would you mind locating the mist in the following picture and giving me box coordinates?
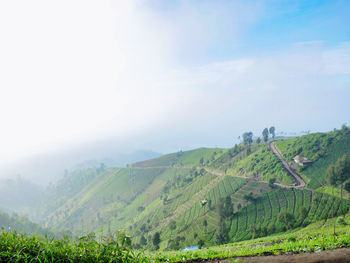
[0,0,349,184]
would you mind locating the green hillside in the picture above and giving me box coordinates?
[152,211,350,262]
[0,209,53,237]
[14,128,348,253]
[131,148,227,168]
[2,209,350,262]
[275,129,350,189]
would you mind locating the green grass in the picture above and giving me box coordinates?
[275,130,350,189]
[226,145,293,185]
[131,148,227,168]
[0,230,146,263]
[2,213,350,262]
[0,210,53,237]
[28,128,350,254]
[149,212,350,262]
[316,186,350,199]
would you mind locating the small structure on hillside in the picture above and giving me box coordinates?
[293,155,312,166]
[201,199,207,206]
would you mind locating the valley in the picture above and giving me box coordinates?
[1,127,350,262]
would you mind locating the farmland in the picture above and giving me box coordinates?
[2,128,350,260]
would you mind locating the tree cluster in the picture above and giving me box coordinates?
[326,155,350,215]
[241,126,275,145]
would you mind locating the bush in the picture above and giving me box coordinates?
[336,216,347,226]
[0,230,146,263]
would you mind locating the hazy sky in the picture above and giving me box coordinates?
[0,0,349,164]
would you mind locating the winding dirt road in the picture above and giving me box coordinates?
[269,141,306,189]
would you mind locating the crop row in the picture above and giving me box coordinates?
[227,188,348,242]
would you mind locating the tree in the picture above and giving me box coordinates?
[327,164,338,239]
[242,132,253,145]
[169,220,176,230]
[203,219,208,228]
[140,235,147,246]
[256,137,261,144]
[341,123,348,134]
[152,232,161,249]
[269,126,276,139]
[327,155,350,215]
[268,178,276,188]
[345,182,350,193]
[233,144,239,153]
[208,199,213,210]
[267,223,276,234]
[215,220,228,244]
[198,239,205,249]
[278,210,295,229]
[243,192,254,202]
[199,157,204,166]
[224,196,233,218]
[262,128,269,143]
[299,206,308,222]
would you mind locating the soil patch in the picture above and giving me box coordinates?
[190,247,350,263]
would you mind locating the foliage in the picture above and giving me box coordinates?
[242,132,253,145]
[269,127,275,139]
[262,128,269,143]
[228,145,292,185]
[150,212,350,262]
[276,131,350,189]
[0,210,53,237]
[131,148,226,168]
[21,128,350,253]
[0,230,146,262]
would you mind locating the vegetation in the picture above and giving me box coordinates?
[131,148,227,168]
[275,128,350,189]
[3,127,350,261]
[0,230,146,262]
[150,212,350,262]
[0,210,53,237]
[226,145,292,185]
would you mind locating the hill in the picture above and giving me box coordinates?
[275,128,350,190]
[1,210,350,262]
[151,211,350,262]
[0,209,53,237]
[25,128,350,252]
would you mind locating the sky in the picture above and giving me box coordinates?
[0,0,349,166]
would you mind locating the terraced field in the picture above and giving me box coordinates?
[33,129,350,251]
[275,131,350,189]
[131,148,227,168]
[227,188,348,243]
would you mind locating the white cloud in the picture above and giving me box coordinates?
[0,0,349,165]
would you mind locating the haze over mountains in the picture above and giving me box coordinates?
[0,140,161,185]
[0,1,350,261]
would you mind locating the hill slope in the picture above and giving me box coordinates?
[26,128,350,250]
[0,209,53,237]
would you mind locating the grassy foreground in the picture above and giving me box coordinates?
[1,215,349,262]
[149,213,350,262]
[0,230,147,263]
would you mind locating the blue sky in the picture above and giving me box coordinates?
[0,0,349,166]
[146,0,350,62]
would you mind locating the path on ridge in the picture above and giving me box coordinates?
[269,141,306,189]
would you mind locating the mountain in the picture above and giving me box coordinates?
[30,127,350,250]
[0,209,53,237]
[0,139,161,185]
[0,176,44,216]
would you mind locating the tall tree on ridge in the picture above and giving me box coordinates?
[269,126,276,139]
[262,128,269,143]
[242,132,253,145]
